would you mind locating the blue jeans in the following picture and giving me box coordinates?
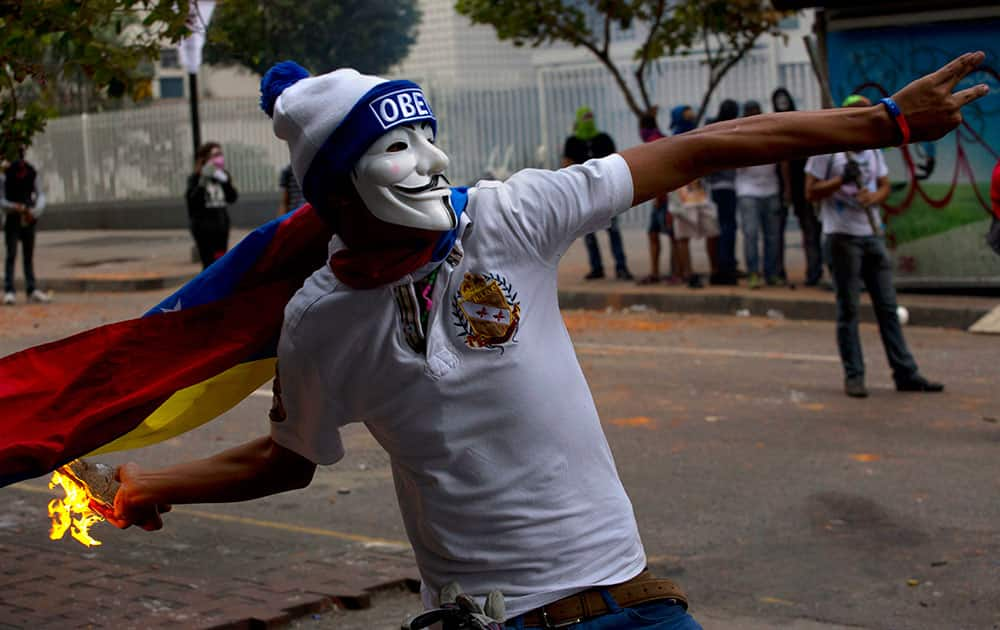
[505,590,702,629]
[825,234,919,382]
[712,188,737,275]
[737,195,782,279]
[585,216,628,274]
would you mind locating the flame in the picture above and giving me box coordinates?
[48,467,106,547]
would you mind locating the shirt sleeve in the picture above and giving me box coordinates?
[483,153,634,265]
[874,150,889,179]
[270,329,346,466]
[804,154,831,180]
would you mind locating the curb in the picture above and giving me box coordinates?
[557,289,989,330]
[22,275,194,293]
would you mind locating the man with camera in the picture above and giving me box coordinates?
[805,94,943,399]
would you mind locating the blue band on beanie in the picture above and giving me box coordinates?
[303,80,436,205]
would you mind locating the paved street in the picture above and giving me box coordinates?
[2,285,998,629]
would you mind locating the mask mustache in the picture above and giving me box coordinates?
[394,173,450,194]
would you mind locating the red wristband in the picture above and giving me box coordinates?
[879,97,910,146]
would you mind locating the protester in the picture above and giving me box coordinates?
[773,87,822,286]
[668,105,718,288]
[805,94,945,398]
[107,54,987,629]
[735,100,782,289]
[704,99,741,285]
[637,108,679,285]
[2,148,50,305]
[670,177,719,289]
[186,142,238,269]
[563,106,633,281]
[277,162,305,217]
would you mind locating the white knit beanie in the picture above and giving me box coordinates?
[260,61,436,204]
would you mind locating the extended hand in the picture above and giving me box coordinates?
[892,51,990,142]
[107,462,172,531]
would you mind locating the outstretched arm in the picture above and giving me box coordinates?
[622,52,989,205]
[109,436,316,531]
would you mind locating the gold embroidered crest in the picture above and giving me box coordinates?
[451,272,520,351]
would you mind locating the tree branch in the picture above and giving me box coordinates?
[634,0,666,114]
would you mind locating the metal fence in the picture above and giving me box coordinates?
[31,53,820,227]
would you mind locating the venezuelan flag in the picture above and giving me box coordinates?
[0,204,333,488]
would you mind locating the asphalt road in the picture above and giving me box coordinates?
[2,292,998,629]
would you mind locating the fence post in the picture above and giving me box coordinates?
[80,112,94,203]
[536,68,549,169]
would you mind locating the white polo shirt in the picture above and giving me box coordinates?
[272,154,646,618]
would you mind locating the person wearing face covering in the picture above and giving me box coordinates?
[772,88,823,286]
[186,142,239,269]
[103,53,989,629]
[563,106,633,281]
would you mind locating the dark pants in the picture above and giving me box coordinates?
[4,217,36,294]
[825,234,919,382]
[793,200,823,285]
[190,214,230,270]
[585,216,628,274]
[712,188,738,276]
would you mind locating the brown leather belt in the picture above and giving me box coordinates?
[519,570,687,628]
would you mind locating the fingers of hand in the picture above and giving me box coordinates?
[954,84,991,105]
[938,51,985,89]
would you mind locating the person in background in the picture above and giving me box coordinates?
[637,108,679,284]
[3,148,50,306]
[704,99,741,285]
[805,94,944,398]
[668,105,718,288]
[186,142,238,269]
[670,177,719,290]
[278,162,305,217]
[563,106,633,281]
[735,100,782,289]
[773,87,822,287]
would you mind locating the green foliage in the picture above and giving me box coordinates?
[0,0,190,161]
[455,0,790,121]
[204,0,420,76]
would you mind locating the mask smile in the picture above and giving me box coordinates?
[394,174,451,195]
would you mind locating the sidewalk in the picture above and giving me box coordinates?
[23,227,999,330]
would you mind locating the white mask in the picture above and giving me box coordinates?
[351,122,455,230]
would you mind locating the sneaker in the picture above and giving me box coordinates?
[845,377,869,398]
[2,292,14,306]
[29,289,52,303]
[710,272,738,286]
[895,375,944,393]
[584,270,605,280]
[687,274,704,289]
[747,273,762,290]
[616,268,634,281]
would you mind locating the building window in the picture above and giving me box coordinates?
[160,48,180,69]
[159,77,184,99]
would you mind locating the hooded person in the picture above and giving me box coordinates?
[772,88,823,285]
[562,106,633,281]
[101,51,989,630]
[669,105,697,135]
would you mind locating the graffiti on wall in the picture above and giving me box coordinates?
[827,20,1000,269]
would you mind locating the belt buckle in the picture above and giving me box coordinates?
[541,608,583,629]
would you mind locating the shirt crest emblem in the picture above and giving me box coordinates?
[451,272,520,352]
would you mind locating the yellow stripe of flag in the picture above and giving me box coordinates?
[88,358,276,455]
